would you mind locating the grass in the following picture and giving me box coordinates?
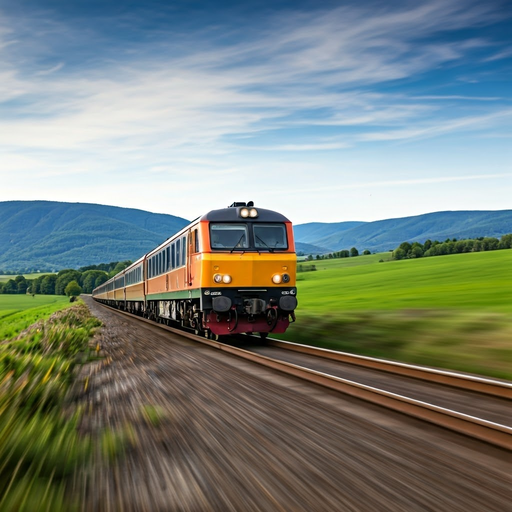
[0,302,131,511]
[0,295,71,340]
[297,250,511,312]
[0,273,54,283]
[281,250,512,379]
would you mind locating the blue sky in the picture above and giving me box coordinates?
[0,0,510,224]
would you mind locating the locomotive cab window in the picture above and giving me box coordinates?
[254,223,288,250]
[210,224,249,250]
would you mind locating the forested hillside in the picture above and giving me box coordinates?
[0,201,189,271]
[294,210,512,253]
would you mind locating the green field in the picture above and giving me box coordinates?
[0,295,71,340]
[297,250,512,312]
[0,273,54,283]
[283,250,512,379]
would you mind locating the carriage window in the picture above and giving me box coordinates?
[210,224,249,250]
[254,224,288,250]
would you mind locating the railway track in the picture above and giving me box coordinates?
[92,300,512,451]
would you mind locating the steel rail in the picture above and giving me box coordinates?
[266,338,512,399]
[92,302,512,450]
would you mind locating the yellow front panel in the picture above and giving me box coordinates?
[199,253,296,289]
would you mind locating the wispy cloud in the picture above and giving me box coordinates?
[270,173,512,196]
[0,0,510,222]
[0,0,508,158]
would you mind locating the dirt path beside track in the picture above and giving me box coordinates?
[77,297,511,512]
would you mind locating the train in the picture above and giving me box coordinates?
[92,202,298,339]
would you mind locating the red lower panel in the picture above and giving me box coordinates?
[205,312,290,335]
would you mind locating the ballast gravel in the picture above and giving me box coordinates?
[75,297,511,512]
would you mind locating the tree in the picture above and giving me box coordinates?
[15,275,28,294]
[108,261,131,278]
[363,250,371,255]
[65,280,82,297]
[3,279,16,294]
[398,242,412,256]
[94,273,108,288]
[499,234,512,249]
[41,275,57,295]
[456,240,469,253]
[392,248,406,260]
[481,237,499,251]
[350,247,359,257]
[32,275,44,294]
[410,246,423,258]
[55,270,81,295]
[82,270,108,293]
[17,280,28,294]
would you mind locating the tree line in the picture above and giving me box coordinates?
[0,260,132,296]
[304,247,372,261]
[391,234,512,260]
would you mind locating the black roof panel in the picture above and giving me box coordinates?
[201,206,290,223]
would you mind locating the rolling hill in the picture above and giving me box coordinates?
[0,201,510,271]
[0,201,189,271]
[294,210,512,253]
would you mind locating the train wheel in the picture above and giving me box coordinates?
[206,330,220,341]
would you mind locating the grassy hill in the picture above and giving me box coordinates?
[0,201,189,271]
[294,210,512,253]
[280,249,512,379]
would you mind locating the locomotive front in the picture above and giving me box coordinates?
[198,202,297,337]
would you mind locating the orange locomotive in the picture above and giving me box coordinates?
[92,202,297,338]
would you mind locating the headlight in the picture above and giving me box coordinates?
[249,208,258,218]
[272,274,282,284]
[282,273,290,283]
[222,274,232,284]
[240,208,249,218]
[214,274,222,283]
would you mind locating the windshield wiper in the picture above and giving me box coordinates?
[255,235,274,252]
[230,234,246,253]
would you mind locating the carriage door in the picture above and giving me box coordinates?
[187,229,193,287]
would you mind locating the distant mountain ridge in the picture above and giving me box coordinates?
[294,210,512,253]
[0,201,510,271]
[0,201,189,271]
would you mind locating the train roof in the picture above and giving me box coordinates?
[200,204,290,223]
